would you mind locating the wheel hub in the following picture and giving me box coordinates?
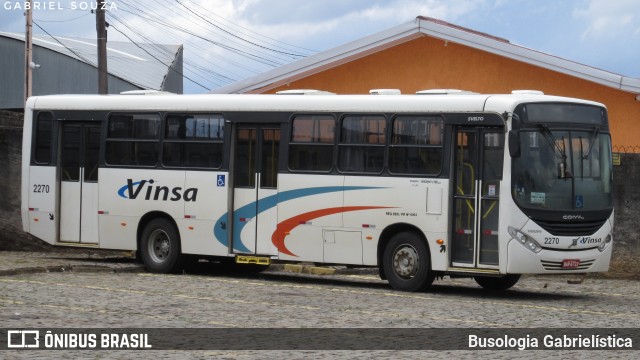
[149,229,170,263]
[393,245,420,278]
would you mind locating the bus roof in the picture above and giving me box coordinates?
[26,92,605,114]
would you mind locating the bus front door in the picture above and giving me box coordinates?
[451,127,504,269]
[231,124,280,255]
[59,122,100,243]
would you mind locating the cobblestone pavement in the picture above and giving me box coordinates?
[0,251,639,359]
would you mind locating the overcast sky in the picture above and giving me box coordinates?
[1,0,639,94]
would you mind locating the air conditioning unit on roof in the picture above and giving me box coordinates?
[369,89,401,95]
[511,90,544,95]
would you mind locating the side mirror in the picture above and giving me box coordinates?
[508,130,520,158]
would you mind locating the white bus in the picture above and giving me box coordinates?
[21,90,614,291]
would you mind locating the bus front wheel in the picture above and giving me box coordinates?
[383,232,434,292]
[141,218,183,273]
[474,274,521,291]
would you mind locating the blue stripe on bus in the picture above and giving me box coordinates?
[213,186,379,252]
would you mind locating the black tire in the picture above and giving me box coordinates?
[140,218,183,273]
[474,274,521,291]
[383,232,435,292]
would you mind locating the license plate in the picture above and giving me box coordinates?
[562,259,581,269]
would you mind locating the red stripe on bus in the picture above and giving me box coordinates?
[271,206,392,257]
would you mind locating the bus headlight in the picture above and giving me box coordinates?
[508,226,542,253]
[598,234,612,252]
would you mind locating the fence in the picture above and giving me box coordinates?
[613,145,640,154]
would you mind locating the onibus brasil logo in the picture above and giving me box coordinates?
[118,179,198,202]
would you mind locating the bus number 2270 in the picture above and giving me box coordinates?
[33,184,50,193]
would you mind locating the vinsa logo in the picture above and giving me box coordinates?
[117,179,198,202]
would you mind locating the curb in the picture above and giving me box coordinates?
[0,264,144,277]
[268,264,335,275]
[0,263,376,277]
[268,264,379,276]
[294,264,336,275]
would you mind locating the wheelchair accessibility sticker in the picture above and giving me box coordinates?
[575,195,584,209]
[217,175,226,187]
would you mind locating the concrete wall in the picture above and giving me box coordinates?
[0,110,47,251]
[611,153,640,277]
[0,109,638,277]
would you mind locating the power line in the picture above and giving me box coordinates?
[108,1,316,90]
[115,3,284,67]
[173,0,307,58]
[161,0,298,64]
[32,21,95,66]
[108,23,211,91]
[118,0,288,67]
[34,12,91,22]
[183,0,318,55]
[118,0,301,68]
[106,10,246,89]
[107,12,234,88]
[113,7,265,76]
[32,21,150,90]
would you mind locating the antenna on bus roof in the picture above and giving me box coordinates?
[120,90,174,95]
[275,89,336,95]
[415,89,478,95]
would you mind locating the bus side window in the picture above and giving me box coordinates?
[33,112,53,165]
[105,113,160,166]
[389,116,443,175]
[288,115,335,172]
[162,114,224,169]
[338,115,386,173]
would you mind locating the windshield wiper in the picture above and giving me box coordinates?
[538,124,571,179]
[582,125,600,159]
[538,124,567,159]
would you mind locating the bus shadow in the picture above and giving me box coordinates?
[428,283,583,300]
[186,263,584,301]
[57,257,586,301]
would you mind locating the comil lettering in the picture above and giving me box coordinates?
[117,179,198,202]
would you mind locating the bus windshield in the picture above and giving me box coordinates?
[512,129,613,211]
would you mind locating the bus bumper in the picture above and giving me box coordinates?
[506,240,612,274]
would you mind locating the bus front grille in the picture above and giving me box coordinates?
[533,219,607,236]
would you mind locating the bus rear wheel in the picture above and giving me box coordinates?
[141,218,183,273]
[383,232,434,292]
[474,274,521,291]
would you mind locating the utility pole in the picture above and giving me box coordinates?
[24,0,33,103]
[96,0,108,94]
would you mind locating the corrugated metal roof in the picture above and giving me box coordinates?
[211,16,640,95]
[0,31,181,90]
